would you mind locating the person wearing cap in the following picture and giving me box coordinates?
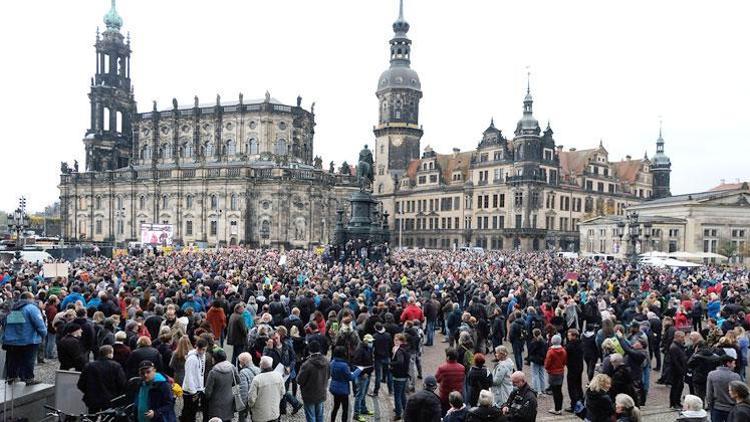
[134,360,177,422]
[58,323,88,372]
[404,375,441,422]
[352,334,375,420]
[706,354,741,422]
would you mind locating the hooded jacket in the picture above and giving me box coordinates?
[2,299,47,346]
[297,353,330,404]
[205,361,238,421]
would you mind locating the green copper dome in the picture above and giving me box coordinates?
[103,0,123,32]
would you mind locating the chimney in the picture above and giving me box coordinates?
[556,145,563,153]
[625,155,631,160]
[452,147,460,157]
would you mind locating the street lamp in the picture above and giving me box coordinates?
[10,197,29,274]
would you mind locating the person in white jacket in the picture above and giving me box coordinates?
[248,356,286,422]
[492,345,515,406]
[181,338,208,422]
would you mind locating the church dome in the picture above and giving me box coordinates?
[103,0,123,32]
[377,66,421,93]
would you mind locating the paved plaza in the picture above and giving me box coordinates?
[32,331,688,422]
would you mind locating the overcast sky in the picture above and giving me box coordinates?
[1,0,748,212]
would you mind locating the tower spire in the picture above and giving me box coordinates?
[103,0,123,32]
[398,0,404,22]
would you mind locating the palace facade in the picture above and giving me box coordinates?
[372,3,672,251]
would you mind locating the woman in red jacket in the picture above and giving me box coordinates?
[544,334,568,415]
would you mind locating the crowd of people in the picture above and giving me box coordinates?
[1,247,750,422]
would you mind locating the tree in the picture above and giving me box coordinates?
[719,241,738,259]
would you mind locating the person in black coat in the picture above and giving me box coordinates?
[58,324,87,372]
[443,391,469,422]
[465,353,492,407]
[728,380,750,422]
[404,375,442,422]
[565,329,584,411]
[77,345,127,412]
[669,331,689,409]
[125,336,164,379]
[584,374,614,422]
[501,371,537,422]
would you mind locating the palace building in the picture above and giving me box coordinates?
[372,2,672,251]
[58,1,358,248]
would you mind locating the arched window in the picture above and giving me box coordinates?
[210,194,218,210]
[162,144,172,159]
[139,196,146,210]
[205,142,214,157]
[103,107,110,131]
[248,138,258,155]
[116,111,123,132]
[95,196,102,210]
[116,196,123,210]
[261,220,270,238]
[230,194,238,211]
[140,145,151,160]
[186,195,193,209]
[161,195,168,209]
[275,139,287,155]
[226,139,236,156]
[378,184,384,194]
[185,142,193,158]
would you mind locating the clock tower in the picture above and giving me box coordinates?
[373,0,423,196]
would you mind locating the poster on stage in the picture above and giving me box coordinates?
[140,223,174,246]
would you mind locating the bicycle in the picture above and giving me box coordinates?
[42,402,134,422]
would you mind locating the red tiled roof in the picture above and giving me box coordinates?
[612,159,645,184]
[405,151,473,183]
[558,148,597,176]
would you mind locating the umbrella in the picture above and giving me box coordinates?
[640,251,669,258]
[662,258,702,267]
[668,251,700,259]
[694,252,728,260]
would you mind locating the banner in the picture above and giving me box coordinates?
[42,262,70,278]
[140,223,174,246]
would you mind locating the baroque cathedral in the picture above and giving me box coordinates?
[372,2,672,251]
[58,1,359,248]
[59,0,672,251]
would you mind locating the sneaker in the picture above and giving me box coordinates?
[369,391,379,397]
[548,409,562,415]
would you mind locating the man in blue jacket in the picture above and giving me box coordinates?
[2,291,47,383]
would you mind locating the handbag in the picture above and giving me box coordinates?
[232,369,246,412]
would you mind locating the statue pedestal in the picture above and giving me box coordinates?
[333,189,390,249]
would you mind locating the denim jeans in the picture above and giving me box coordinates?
[374,356,392,393]
[641,365,650,405]
[393,378,408,417]
[281,372,301,412]
[511,341,524,371]
[426,320,436,346]
[354,374,371,414]
[45,332,57,359]
[531,363,547,392]
[303,401,325,422]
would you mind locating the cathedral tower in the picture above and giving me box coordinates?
[651,123,672,199]
[83,0,136,171]
[373,0,423,195]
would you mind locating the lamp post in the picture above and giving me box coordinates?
[10,197,29,274]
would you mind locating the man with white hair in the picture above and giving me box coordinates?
[248,355,285,422]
